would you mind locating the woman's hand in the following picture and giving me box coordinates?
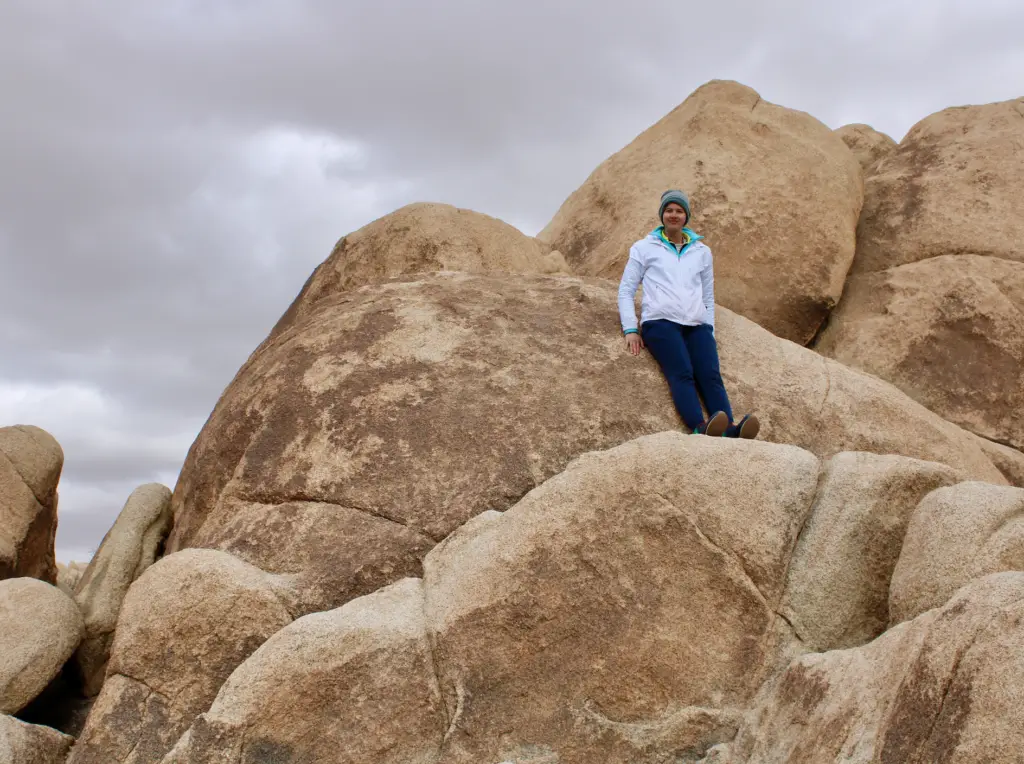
[625,333,644,356]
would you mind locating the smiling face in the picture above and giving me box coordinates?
[661,201,688,231]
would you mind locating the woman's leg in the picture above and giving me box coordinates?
[640,320,705,430]
[682,324,734,423]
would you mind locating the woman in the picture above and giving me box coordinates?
[618,189,759,438]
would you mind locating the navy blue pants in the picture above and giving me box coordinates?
[641,319,733,430]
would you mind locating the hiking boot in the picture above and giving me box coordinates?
[724,414,760,439]
[693,410,729,436]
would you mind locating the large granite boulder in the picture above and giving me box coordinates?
[163,434,821,763]
[853,96,1024,274]
[166,272,1018,620]
[538,79,863,343]
[68,549,294,764]
[818,254,1024,450]
[0,425,63,584]
[72,483,173,696]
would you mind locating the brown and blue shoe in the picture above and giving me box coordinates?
[693,410,729,436]
[724,414,760,439]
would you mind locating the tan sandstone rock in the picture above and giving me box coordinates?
[0,578,83,714]
[818,254,1024,450]
[854,96,1024,275]
[163,433,819,763]
[834,123,897,174]
[0,714,74,764]
[277,201,567,330]
[160,578,446,764]
[539,79,863,343]
[733,572,1024,763]
[0,425,63,584]
[165,273,1018,622]
[72,483,173,696]
[781,452,960,652]
[890,482,1024,624]
[68,549,294,764]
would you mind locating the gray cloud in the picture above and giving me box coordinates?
[2,0,1023,561]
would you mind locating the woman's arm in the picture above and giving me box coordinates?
[617,247,644,335]
[700,246,715,330]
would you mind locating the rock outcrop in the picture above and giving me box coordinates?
[780,452,960,651]
[0,714,74,764]
[68,549,294,764]
[890,482,1024,624]
[72,483,173,696]
[818,254,1024,450]
[820,98,1024,450]
[733,573,1024,763]
[0,578,83,715]
[165,272,1018,621]
[539,80,863,343]
[164,433,820,763]
[0,425,63,584]
[834,123,897,174]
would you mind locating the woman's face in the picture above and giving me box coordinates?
[662,202,688,229]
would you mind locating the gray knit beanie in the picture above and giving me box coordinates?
[659,189,691,223]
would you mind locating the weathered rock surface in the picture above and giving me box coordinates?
[818,254,1024,449]
[539,79,863,343]
[165,433,818,763]
[854,97,1024,274]
[424,434,816,763]
[781,452,960,651]
[0,578,83,715]
[0,425,63,584]
[160,578,446,764]
[166,273,1016,621]
[834,123,897,174]
[278,201,567,330]
[733,572,1024,763]
[72,483,173,696]
[890,482,1024,624]
[0,714,73,764]
[978,436,1024,488]
[68,549,294,764]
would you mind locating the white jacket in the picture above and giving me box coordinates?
[617,228,716,334]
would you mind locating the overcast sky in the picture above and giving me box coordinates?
[3,0,1023,563]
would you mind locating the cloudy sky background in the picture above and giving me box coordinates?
[3,0,1023,562]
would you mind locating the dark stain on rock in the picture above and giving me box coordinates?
[244,737,296,763]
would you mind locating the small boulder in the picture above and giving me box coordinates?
[0,714,74,764]
[68,549,294,764]
[890,482,1024,624]
[0,425,63,584]
[834,123,897,174]
[72,483,173,696]
[0,578,83,714]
